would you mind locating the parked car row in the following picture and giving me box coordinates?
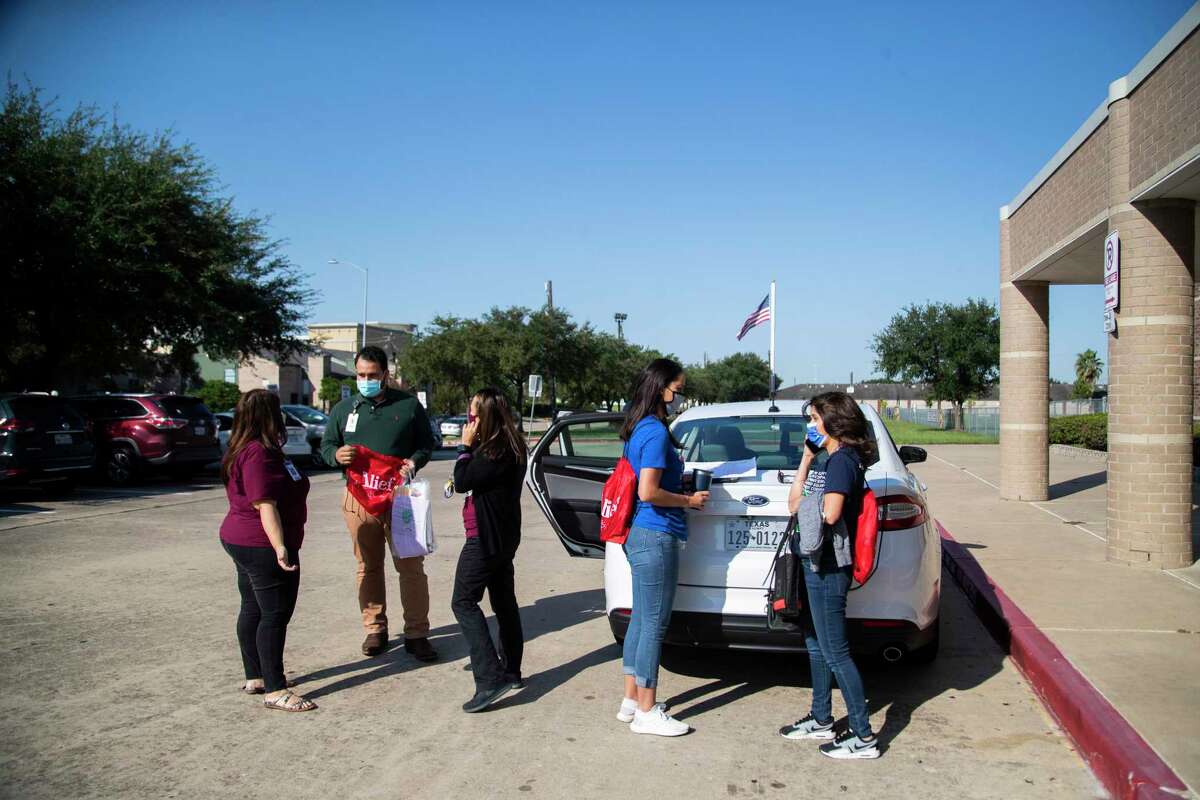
[1,392,340,492]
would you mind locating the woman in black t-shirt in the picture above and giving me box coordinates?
[780,391,880,759]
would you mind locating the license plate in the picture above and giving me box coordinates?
[54,433,72,445]
[723,516,790,551]
[194,426,206,436]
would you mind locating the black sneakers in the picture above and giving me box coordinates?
[779,714,836,740]
[462,680,519,713]
[819,730,880,759]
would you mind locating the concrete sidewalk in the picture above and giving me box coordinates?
[914,446,1200,794]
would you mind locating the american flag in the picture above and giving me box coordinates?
[736,294,771,340]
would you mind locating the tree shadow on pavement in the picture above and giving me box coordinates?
[655,579,1004,751]
[293,587,606,700]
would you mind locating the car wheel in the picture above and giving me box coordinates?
[908,621,940,665]
[106,446,139,486]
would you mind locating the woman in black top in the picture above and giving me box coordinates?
[451,387,527,713]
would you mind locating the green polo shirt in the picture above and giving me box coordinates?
[320,388,435,478]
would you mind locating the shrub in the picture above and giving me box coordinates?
[195,379,241,413]
[1048,413,1108,451]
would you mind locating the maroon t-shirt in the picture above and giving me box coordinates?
[219,441,310,550]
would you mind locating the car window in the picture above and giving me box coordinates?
[284,406,327,425]
[215,415,233,432]
[112,399,148,418]
[8,396,87,430]
[548,419,624,459]
[673,415,879,470]
[283,412,306,428]
[157,397,211,419]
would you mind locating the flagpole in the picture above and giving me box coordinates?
[769,280,778,411]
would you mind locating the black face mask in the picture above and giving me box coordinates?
[665,390,686,416]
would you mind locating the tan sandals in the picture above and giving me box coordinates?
[263,691,317,712]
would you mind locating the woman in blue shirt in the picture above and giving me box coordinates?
[617,358,709,737]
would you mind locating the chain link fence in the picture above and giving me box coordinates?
[885,397,1107,435]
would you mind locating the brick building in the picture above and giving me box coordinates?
[999,5,1200,569]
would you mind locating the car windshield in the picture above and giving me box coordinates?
[157,396,211,419]
[284,406,327,424]
[445,416,467,424]
[673,415,880,471]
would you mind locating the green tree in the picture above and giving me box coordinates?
[872,299,999,430]
[1073,349,1104,400]
[195,379,241,413]
[319,376,356,410]
[0,82,312,390]
[691,353,775,403]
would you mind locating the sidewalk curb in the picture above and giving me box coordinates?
[937,521,1191,800]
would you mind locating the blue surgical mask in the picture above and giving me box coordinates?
[357,378,383,398]
[807,422,827,448]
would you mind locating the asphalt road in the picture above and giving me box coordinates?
[0,454,1101,799]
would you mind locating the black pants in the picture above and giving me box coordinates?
[223,541,300,692]
[451,537,523,690]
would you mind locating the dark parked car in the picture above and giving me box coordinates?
[69,394,219,485]
[0,394,95,492]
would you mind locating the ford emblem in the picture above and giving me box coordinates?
[742,495,770,507]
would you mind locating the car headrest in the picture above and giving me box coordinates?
[698,443,730,462]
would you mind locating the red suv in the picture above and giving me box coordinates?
[70,394,220,485]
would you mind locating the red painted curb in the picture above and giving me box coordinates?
[937,521,1190,800]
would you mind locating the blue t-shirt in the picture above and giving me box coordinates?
[626,416,687,540]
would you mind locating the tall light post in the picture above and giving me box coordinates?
[613,312,627,341]
[328,258,368,351]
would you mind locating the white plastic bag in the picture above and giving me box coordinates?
[390,479,436,557]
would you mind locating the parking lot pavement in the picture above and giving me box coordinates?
[0,458,1101,800]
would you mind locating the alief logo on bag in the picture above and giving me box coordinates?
[601,497,619,519]
[360,471,396,493]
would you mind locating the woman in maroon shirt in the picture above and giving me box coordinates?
[219,389,314,712]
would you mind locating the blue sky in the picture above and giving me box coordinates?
[3,0,1192,384]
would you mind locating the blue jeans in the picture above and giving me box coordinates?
[622,526,680,689]
[802,555,873,737]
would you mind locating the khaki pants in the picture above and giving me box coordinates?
[342,489,431,638]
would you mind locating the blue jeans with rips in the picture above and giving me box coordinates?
[621,525,680,689]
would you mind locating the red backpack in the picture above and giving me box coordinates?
[599,456,637,545]
[852,485,880,586]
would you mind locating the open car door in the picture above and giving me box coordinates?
[526,412,624,558]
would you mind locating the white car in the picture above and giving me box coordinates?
[525,401,940,664]
[440,416,467,438]
[215,411,311,463]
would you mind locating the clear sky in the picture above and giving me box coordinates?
[3,0,1193,384]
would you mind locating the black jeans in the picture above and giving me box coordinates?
[451,537,523,690]
[222,541,300,692]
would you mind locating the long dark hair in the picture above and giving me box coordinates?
[472,387,526,464]
[221,389,286,484]
[620,358,684,442]
[809,391,878,465]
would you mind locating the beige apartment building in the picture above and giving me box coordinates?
[1000,5,1200,569]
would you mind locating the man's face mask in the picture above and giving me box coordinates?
[357,378,382,398]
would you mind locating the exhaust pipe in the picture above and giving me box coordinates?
[881,645,905,663]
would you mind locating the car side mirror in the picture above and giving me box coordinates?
[899,445,927,465]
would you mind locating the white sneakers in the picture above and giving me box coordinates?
[629,704,690,737]
[616,698,668,723]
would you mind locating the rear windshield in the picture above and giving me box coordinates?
[284,406,327,425]
[157,397,211,419]
[672,415,879,471]
[5,396,87,430]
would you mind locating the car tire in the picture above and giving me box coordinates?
[106,446,139,486]
[908,621,940,665]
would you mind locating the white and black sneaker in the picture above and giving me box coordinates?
[819,730,880,759]
[779,714,836,740]
[617,698,668,723]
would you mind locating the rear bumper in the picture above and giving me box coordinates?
[608,609,937,659]
[146,446,221,466]
[0,461,93,484]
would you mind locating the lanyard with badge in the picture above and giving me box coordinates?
[345,398,366,434]
[284,459,303,481]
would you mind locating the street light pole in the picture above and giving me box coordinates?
[614,312,627,341]
[328,258,369,351]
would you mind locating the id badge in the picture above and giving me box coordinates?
[345,412,359,433]
[284,460,302,481]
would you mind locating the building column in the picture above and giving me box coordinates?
[1106,96,1195,569]
[1000,217,1050,501]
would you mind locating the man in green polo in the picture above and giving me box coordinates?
[321,345,439,660]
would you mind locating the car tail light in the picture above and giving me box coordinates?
[148,416,188,430]
[876,493,928,531]
[0,418,36,433]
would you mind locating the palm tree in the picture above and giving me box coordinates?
[1073,349,1104,400]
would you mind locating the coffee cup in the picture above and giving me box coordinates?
[692,468,713,492]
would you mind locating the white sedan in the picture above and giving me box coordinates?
[525,400,941,664]
[440,416,468,438]
[215,411,312,463]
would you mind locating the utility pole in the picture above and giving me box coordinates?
[614,312,627,341]
[545,280,556,414]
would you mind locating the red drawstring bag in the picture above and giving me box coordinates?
[599,456,637,545]
[346,445,408,517]
[852,486,880,586]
